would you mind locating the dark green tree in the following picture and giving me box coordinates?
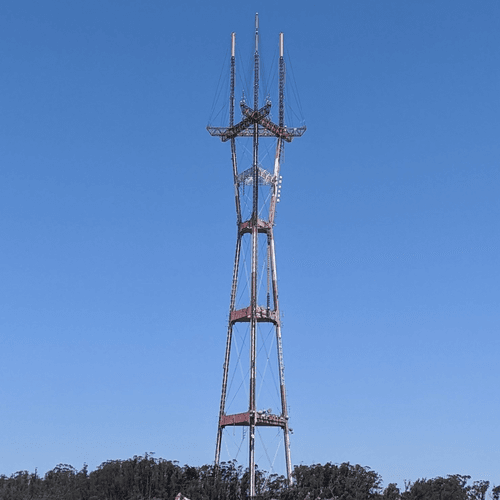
[401,474,471,500]
[469,480,489,500]
[383,482,400,499]
[291,461,382,499]
[492,485,500,500]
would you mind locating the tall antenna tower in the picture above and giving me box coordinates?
[207,14,305,498]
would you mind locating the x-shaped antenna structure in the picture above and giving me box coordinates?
[207,101,305,143]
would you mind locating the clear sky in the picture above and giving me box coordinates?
[1,0,499,491]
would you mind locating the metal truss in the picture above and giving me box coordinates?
[209,16,305,498]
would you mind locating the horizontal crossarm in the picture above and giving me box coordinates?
[207,126,306,139]
[207,101,306,141]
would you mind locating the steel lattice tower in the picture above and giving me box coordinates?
[207,14,305,498]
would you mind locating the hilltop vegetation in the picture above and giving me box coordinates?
[0,454,498,500]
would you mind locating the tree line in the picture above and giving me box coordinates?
[0,454,498,500]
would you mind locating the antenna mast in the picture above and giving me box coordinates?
[208,15,305,498]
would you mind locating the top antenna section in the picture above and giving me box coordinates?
[207,16,306,141]
[255,13,259,53]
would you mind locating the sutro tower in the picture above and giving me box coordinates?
[207,14,305,497]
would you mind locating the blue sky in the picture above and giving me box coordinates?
[1,0,499,490]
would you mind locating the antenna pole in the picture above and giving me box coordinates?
[276,31,293,486]
[279,32,284,127]
[215,31,241,468]
[249,12,259,499]
[230,32,242,224]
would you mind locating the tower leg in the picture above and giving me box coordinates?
[269,229,293,485]
[249,221,258,498]
[249,19,260,491]
[215,234,242,465]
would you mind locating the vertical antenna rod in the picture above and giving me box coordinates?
[230,32,241,224]
[214,31,241,468]
[249,12,259,499]
[279,32,284,127]
[276,31,293,485]
[230,32,236,127]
